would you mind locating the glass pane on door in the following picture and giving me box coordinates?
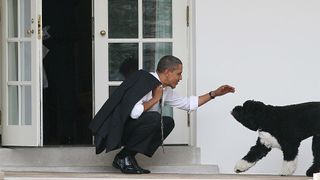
[21,86,32,125]
[21,42,32,81]
[109,43,138,81]
[143,0,172,38]
[8,0,18,38]
[20,0,31,37]
[8,42,18,81]
[8,86,19,125]
[108,0,138,38]
[143,42,172,72]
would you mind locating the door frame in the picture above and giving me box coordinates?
[1,0,3,130]
[92,0,193,145]
[187,0,196,146]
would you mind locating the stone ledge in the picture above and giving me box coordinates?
[0,146,201,167]
[0,164,219,174]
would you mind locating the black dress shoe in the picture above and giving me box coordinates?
[131,156,151,174]
[112,155,142,174]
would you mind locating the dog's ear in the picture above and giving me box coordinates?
[244,100,266,130]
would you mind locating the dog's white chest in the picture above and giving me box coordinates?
[258,131,281,149]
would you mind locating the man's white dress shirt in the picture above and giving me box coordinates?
[130,72,199,119]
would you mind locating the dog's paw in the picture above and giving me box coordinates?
[306,164,320,177]
[280,160,297,176]
[234,159,256,173]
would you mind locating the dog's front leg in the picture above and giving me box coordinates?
[234,138,271,173]
[280,145,299,176]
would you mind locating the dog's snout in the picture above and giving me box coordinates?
[232,106,242,112]
[231,106,242,118]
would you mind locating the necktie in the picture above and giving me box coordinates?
[159,87,165,153]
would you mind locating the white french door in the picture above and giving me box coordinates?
[1,0,42,146]
[93,0,190,144]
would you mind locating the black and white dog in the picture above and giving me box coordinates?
[231,100,320,177]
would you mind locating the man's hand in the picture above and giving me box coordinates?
[212,85,235,97]
[152,85,163,102]
[143,85,163,112]
[198,85,235,107]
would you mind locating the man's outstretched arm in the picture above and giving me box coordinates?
[198,85,235,107]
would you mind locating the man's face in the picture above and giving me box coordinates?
[166,64,183,89]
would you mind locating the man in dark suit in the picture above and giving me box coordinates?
[89,55,235,174]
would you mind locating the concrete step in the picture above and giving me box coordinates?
[0,172,311,180]
[0,146,219,174]
[0,146,199,166]
[0,164,218,174]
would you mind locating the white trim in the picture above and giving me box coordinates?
[37,0,43,146]
[0,0,3,130]
[106,39,174,43]
[138,0,142,70]
[188,0,197,146]
[2,0,8,140]
[93,0,108,113]
[7,81,32,85]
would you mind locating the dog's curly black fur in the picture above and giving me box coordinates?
[231,100,320,177]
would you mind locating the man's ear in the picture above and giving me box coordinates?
[163,69,171,77]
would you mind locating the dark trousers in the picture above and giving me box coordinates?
[122,111,175,157]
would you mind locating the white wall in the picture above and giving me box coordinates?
[195,0,320,175]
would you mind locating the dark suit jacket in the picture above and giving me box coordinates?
[89,70,161,154]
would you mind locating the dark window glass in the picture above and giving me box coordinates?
[109,43,138,81]
[143,42,172,72]
[109,0,138,38]
[143,0,172,38]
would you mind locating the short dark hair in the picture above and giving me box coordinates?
[156,55,182,73]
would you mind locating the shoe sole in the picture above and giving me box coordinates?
[112,161,143,174]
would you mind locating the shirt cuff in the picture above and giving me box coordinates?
[188,96,199,112]
[130,104,144,119]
